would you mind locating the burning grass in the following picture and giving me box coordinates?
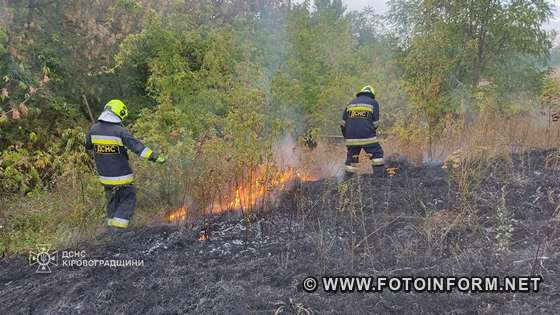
[3,150,559,314]
[165,166,318,222]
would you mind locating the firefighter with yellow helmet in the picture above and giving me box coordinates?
[85,99,166,230]
[340,86,385,178]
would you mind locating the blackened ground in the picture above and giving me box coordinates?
[1,150,560,314]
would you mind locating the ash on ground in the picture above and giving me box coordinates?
[1,150,560,314]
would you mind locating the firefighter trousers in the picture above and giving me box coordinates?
[104,184,136,228]
[345,143,384,176]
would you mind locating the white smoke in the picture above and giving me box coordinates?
[274,135,300,169]
[273,134,345,180]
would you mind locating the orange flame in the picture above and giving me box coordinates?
[209,167,316,214]
[165,206,187,222]
[198,231,209,241]
[165,167,317,222]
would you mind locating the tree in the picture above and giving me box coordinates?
[390,0,554,158]
[389,0,553,91]
[401,21,457,160]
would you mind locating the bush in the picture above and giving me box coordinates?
[0,127,93,195]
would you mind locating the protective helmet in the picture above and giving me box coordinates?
[357,85,375,97]
[104,99,128,120]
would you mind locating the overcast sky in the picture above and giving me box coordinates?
[343,0,387,13]
[342,0,560,31]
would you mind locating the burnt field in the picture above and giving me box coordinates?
[1,150,560,314]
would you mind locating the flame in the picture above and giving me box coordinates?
[166,206,187,222]
[198,230,209,241]
[165,167,317,222]
[209,167,316,214]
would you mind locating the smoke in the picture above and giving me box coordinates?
[273,135,300,168]
[259,4,350,181]
[273,134,345,180]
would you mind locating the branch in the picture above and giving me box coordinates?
[82,94,95,123]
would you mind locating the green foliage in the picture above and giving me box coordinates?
[541,75,560,107]
[390,0,553,155]
[271,2,407,135]
[0,148,45,194]
[0,127,92,195]
[0,27,7,54]
[0,174,104,256]
[0,0,557,254]
[116,15,251,136]
[390,0,552,97]
[0,0,553,190]
[399,21,458,157]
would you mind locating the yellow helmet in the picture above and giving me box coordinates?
[357,85,375,97]
[104,99,128,120]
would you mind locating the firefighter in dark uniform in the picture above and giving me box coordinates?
[340,86,385,178]
[85,99,166,229]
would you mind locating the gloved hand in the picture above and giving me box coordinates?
[155,155,167,164]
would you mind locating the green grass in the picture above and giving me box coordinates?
[0,174,106,256]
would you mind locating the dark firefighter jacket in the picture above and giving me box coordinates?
[340,93,380,146]
[85,120,156,186]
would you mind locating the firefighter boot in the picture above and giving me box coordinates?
[372,165,385,178]
[343,164,358,181]
[343,171,355,181]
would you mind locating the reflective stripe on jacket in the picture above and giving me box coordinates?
[85,120,155,186]
[340,94,380,147]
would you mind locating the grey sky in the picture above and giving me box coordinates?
[343,0,388,13]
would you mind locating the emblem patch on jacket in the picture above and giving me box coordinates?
[94,144,120,154]
[349,110,369,118]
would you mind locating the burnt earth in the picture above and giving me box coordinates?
[1,150,560,314]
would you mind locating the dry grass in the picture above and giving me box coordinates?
[0,169,105,256]
[385,110,560,165]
